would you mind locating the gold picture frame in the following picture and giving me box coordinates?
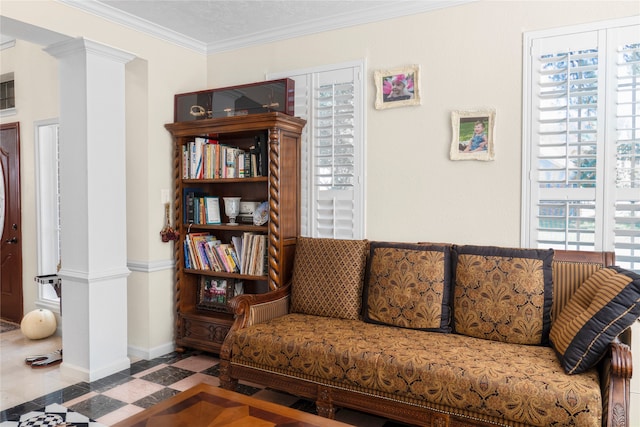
[374,65,421,110]
[450,108,496,161]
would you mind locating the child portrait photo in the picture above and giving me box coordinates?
[374,65,421,110]
[450,108,496,161]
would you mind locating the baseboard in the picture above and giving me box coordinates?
[60,356,131,382]
[128,341,175,361]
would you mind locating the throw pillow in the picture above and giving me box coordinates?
[363,242,452,332]
[452,245,554,345]
[550,266,640,374]
[290,237,369,320]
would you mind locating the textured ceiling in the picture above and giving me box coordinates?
[59,0,473,53]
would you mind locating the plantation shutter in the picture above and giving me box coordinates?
[524,20,640,273]
[269,62,364,239]
[611,25,640,271]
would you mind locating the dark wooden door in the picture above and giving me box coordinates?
[1,122,23,323]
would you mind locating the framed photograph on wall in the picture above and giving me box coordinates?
[374,65,421,110]
[450,108,496,161]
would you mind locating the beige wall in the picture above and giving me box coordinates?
[2,0,639,414]
[205,0,639,245]
[0,39,59,312]
[1,0,207,356]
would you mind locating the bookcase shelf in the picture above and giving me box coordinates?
[185,224,268,233]
[183,177,269,183]
[183,269,268,281]
[166,112,305,354]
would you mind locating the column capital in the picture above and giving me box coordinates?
[44,37,135,64]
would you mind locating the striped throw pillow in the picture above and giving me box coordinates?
[550,266,640,374]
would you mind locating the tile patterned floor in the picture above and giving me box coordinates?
[1,347,412,426]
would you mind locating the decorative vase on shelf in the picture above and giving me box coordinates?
[223,197,241,226]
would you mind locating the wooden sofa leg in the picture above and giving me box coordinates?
[316,386,336,419]
[218,360,238,391]
[316,401,336,419]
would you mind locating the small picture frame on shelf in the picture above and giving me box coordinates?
[374,65,421,110]
[450,108,496,161]
[204,196,221,224]
[197,277,231,312]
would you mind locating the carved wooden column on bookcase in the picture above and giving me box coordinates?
[172,142,184,336]
[268,126,281,291]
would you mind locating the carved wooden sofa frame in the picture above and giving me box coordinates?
[219,249,632,427]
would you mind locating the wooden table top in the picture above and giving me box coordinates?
[111,383,353,427]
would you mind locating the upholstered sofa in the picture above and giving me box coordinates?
[220,238,640,427]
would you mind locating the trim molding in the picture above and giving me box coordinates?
[59,0,475,55]
[58,0,207,54]
[128,341,176,361]
[207,1,474,54]
[128,259,175,273]
[0,36,15,50]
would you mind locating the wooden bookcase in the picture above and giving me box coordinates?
[165,112,306,354]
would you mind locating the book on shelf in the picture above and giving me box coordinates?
[183,187,205,224]
[231,236,243,271]
[204,196,221,224]
[182,135,266,180]
[184,232,263,275]
[236,232,268,276]
[184,232,207,269]
[251,132,268,177]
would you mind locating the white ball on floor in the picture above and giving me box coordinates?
[20,308,57,339]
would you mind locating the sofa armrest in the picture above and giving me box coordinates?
[229,283,291,330]
[601,336,632,427]
[220,284,291,370]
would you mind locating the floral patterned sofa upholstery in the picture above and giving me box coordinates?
[220,238,639,427]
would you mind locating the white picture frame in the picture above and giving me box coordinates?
[374,65,421,110]
[450,108,496,161]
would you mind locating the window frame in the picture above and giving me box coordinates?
[34,119,61,311]
[521,16,640,272]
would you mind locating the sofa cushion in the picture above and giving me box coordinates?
[551,260,603,323]
[363,242,451,331]
[452,245,554,345]
[290,237,368,320]
[550,266,640,374]
[229,313,601,427]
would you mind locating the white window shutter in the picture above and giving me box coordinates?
[610,26,640,272]
[524,19,640,273]
[270,62,365,240]
[529,31,601,251]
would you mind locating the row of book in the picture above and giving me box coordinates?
[182,134,267,180]
[237,233,269,276]
[184,191,221,224]
[184,232,268,276]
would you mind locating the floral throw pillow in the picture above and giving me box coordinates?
[363,242,452,332]
[452,245,554,345]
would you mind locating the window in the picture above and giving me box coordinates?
[523,18,640,273]
[0,72,15,110]
[35,120,61,307]
[269,61,365,239]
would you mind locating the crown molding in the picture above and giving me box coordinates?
[58,0,208,54]
[58,0,475,55]
[207,1,474,54]
[0,36,16,51]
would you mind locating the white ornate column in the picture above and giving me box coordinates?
[45,38,134,382]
